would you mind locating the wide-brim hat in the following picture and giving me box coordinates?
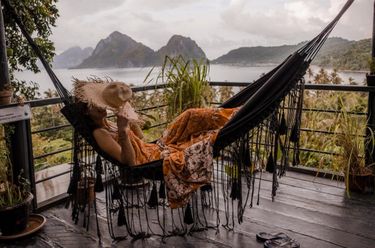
[73,78,133,111]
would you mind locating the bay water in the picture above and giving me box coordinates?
[15,64,367,95]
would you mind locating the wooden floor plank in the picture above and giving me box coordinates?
[245,206,375,248]
[1,171,374,248]
[254,197,375,240]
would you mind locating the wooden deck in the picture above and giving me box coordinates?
[2,171,375,248]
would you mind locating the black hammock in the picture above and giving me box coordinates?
[3,0,354,241]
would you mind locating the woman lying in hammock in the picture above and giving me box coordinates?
[74,79,238,208]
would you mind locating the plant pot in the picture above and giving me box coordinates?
[0,90,12,105]
[348,173,375,194]
[76,177,95,204]
[0,192,33,236]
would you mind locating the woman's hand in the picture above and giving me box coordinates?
[116,106,130,130]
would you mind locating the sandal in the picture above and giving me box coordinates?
[264,238,300,248]
[256,232,290,242]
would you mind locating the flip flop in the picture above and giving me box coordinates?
[256,232,290,242]
[264,238,300,248]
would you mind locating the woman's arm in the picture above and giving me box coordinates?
[92,109,136,166]
[129,121,144,140]
[93,128,136,166]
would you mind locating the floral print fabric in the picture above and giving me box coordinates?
[129,107,238,208]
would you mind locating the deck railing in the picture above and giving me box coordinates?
[10,81,375,209]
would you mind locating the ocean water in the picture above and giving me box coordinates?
[14,64,367,94]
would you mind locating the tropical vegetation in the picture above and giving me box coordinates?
[2,0,58,97]
[0,124,30,208]
[150,56,213,121]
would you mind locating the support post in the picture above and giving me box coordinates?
[0,0,37,209]
[365,0,375,168]
[0,0,10,90]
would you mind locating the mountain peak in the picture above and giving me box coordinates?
[76,32,156,68]
[158,34,206,61]
[52,46,93,69]
[108,31,133,40]
[109,31,123,37]
[167,34,190,42]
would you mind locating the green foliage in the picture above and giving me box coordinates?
[10,77,41,100]
[316,38,371,71]
[300,67,369,175]
[32,133,72,171]
[308,67,343,85]
[0,125,30,208]
[154,56,213,121]
[131,89,167,141]
[217,86,235,103]
[313,68,330,84]
[0,125,11,184]
[2,0,58,99]
[3,0,59,74]
[30,104,72,171]
[325,99,375,195]
[368,57,375,75]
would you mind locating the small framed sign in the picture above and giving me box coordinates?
[0,105,32,124]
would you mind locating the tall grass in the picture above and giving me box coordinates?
[156,56,213,121]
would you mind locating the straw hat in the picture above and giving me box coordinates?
[74,79,133,111]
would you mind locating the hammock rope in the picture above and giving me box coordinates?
[2,0,354,240]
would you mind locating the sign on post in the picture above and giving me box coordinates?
[0,105,32,124]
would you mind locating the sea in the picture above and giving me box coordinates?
[14,64,367,95]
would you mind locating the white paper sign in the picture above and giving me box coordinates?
[0,105,32,124]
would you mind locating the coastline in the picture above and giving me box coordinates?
[14,64,367,94]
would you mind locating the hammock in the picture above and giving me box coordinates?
[3,0,354,240]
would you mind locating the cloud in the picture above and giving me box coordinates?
[219,0,360,46]
[56,0,124,16]
[51,0,371,59]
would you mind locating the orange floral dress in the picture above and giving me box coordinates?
[128,107,238,208]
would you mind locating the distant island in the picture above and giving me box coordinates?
[73,32,206,69]
[52,31,370,71]
[213,37,370,71]
[52,46,93,68]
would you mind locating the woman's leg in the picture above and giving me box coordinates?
[161,108,238,145]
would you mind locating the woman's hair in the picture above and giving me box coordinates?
[75,101,101,130]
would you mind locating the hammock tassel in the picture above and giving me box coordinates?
[64,198,71,209]
[95,175,104,193]
[94,156,104,192]
[293,149,300,166]
[230,181,241,200]
[241,136,251,167]
[147,183,158,208]
[266,154,275,173]
[67,160,80,195]
[279,113,287,135]
[112,183,121,200]
[159,180,166,199]
[290,123,299,143]
[201,184,212,192]
[72,204,79,224]
[184,203,194,225]
[117,203,126,226]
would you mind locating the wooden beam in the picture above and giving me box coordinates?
[0,0,10,90]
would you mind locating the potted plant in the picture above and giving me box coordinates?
[333,109,375,195]
[0,124,33,236]
[0,84,13,105]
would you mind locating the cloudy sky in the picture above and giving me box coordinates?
[51,0,372,60]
